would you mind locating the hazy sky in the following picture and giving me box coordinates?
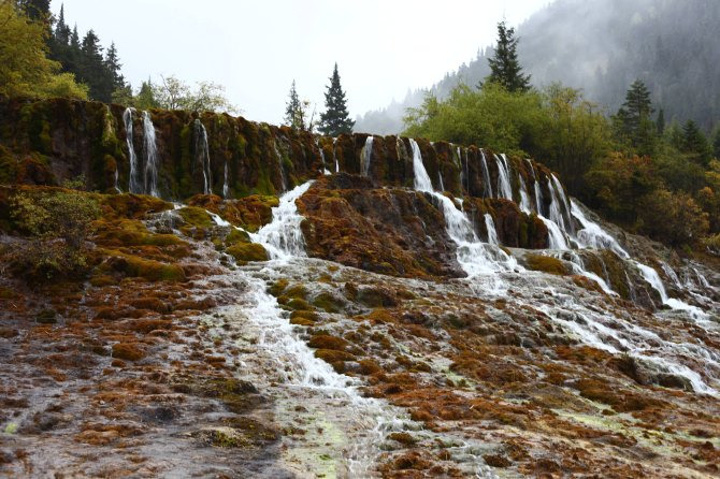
[51,0,550,124]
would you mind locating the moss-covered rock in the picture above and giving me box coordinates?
[226,242,268,264]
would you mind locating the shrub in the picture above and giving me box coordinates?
[9,189,100,279]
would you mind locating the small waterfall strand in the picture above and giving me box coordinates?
[194,119,213,195]
[361,135,373,177]
[123,108,142,194]
[249,181,314,260]
[142,111,159,197]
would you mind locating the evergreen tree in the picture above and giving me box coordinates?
[134,79,158,110]
[614,79,656,155]
[484,20,531,93]
[284,80,306,130]
[104,41,125,91]
[319,63,354,136]
[79,29,113,102]
[682,120,711,165]
[713,126,720,159]
[54,4,70,45]
[656,108,665,135]
[18,0,50,22]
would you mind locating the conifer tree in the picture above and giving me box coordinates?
[319,63,354,136]
[614,79,656,155]
[284,80,306,130]
[485,21,531,93]
[104,41,125,91]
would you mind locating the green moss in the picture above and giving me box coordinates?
[289,310,319,325]
[312,291,343,313]
[225,228,250,246]
[268,278,288,297]
[105,251,186,282]
[226,242,268,264]
[286,298,312,311]
[525,254,569,276]
[178,206,214,229]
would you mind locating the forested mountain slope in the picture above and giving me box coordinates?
[356,0,720,133]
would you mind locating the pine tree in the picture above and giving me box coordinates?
[79,30,114,102]
[484,21,531,93]
[614,79,656,155]
[18,0,50,22]
[54,4,71,45]
[712,126,720,159]
[319,63,354,136]
[682,120,711,165]
[104,41,125,90]
[284,80,306,130]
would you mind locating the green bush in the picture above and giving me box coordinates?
[9,189,100,279]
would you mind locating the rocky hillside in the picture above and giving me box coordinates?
[1,98,719,477]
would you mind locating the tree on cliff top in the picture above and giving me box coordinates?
[319,63,354,136]
[484,20,531,93]
[285,80,309,130]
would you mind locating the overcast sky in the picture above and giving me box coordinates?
[50,0,550,124]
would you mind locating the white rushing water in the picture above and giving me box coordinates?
[480,150,493,198]
[495,154,513,201]
[123,108,141,194]
[361,135,373,177]
[194,119,212,195]
[250,181,314,260]
[526,159,544,216]
[232,181,497,477]
[484,214,499,246]
[571,201,629,258]
[634,261,708,319]
[518,175,532,214]
[142,111,159,197]
[411,140,517,277]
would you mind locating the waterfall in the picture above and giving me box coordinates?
[411,139,433,192]
[142,111,159,197]
[550,174,573,235]
[123,108,141,194]
[317,139,331,175]
[410,139,517,276]
[519,175,532,214]
[548,174,570,234]
[438,171,445,192]
[480,150,494,198]
[539,215,570,250]
[484,214,499,245]
[333,137,339,173]
[360,135,373,177]
[250,181,314,260]
[527,160,544,216]
[571,200,629,258]
[194,119,213,195]
[222,161,229,198]
[495,154,513,200]
[634,261,707,318]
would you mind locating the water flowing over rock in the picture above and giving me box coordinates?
[2,97,719,478]
[194,119,212,195]
[250,181,313,259]
[360,135,373,177]
[142,111,159,197]
[123,108,141,194]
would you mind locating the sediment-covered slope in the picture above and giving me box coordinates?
[1,98,719,477]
